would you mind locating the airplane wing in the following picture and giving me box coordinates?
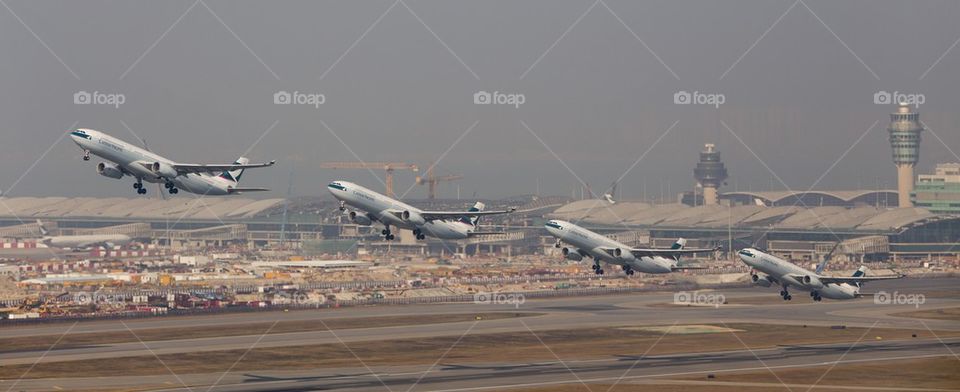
[599,246,719,258]
[171,160,277,175]
[671,265,710,271]
[418,208,516,221]
[817,275,904,284]
[226,187,271,193]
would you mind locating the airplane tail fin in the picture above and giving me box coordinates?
[218,157,249,184]
[852,266,867,277]
[460,202,485,228]
[815,257,830,275]
[852,266,867,288]
[671,238,687,250]
[36,219,49,237]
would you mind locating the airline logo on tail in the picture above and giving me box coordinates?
[219,157,249,183]
[460,202,485,228]
[671,238,687,250]
[36,220,49,237]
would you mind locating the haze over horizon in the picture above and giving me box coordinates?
[2,0,959,200]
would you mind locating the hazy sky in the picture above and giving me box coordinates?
[2,0,959,200]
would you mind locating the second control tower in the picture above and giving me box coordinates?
[888,103,924,207]
[694,143,728,205]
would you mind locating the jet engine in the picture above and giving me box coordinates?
[401,210,426,226]
[801,275,824,289]
[751,273,773,287]
[349,211,373,226]
[561,247,583,261]
[150,162,178,179]
[96,162,124,179]
[613,248,636,261]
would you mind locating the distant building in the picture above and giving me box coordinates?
[887,103,924,207]
[913,163,960,214]
[693,143,728,206]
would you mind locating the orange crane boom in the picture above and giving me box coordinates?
[415,165,463,199]
[319,162,419,197]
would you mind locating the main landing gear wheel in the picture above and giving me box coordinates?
[164,182,179,194]
[381,226,394,240]
[592,263,604,275]
[413,229,426,240]
[811,291,822,301]
[134,180,146,195]
[780,288,792,301]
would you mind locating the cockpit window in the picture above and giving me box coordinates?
[70,130,92,139]
[738,249,754,257]
[328,182,346,191]
[545,221,563,230]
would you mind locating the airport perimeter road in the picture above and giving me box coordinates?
[2,336,958,391]
[0,278,956,368]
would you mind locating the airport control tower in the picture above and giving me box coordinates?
[888,102,924,208]
[694,143,728,205]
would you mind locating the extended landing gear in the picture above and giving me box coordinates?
[164,181,179,194]
[623,266,635,276]
[381,226,395,241]
[82,150,90,161]
[412,229,426,240]
[592,261,604,275]
[133,180,147,195]
[810,291,822,302]
[338,201,346,212]
[780,286,793,301]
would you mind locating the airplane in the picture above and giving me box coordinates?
[544,219,718,275]
[737,247,903,301]
[68,129,276,196]
[36,220,132,250]
[326,180,515,241]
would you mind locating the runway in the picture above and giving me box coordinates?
[0,277,957,391]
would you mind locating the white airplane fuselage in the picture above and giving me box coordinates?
[327,181,476,240]
[738,248,859,300]
[544,220,674,274]
[42,234,132,250]
[69,129,239,195]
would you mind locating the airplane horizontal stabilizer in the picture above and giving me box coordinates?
[226,187,271,193]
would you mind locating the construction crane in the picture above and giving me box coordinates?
[415,165,463,199]
[319,162,419,197]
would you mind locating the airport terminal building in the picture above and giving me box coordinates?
[1,192,958,264]
[549,196,960,263]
